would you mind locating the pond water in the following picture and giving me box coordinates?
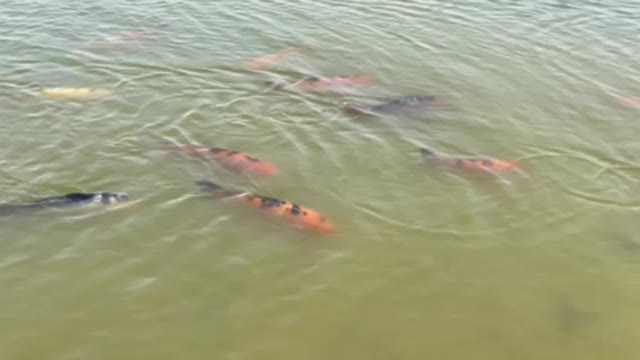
[1,1,640,359]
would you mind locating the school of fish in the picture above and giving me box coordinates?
[7,42,551,235]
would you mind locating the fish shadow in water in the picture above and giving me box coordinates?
[546,292,599,341]
[611,235,640,253]
[340,96,457,125]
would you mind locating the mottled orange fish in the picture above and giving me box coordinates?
[243,47,305,70]
[167,144,278,177]
[197,180,336,234]
[272,75,374,92]
[420,148,521,174]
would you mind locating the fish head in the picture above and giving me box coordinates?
[481,159,522,171]
[100,192,130,205]
[359,75,375,84]
[501,162,523,171]
[246,162,279,177]
[298,211,336,234]
[343,75,375,85]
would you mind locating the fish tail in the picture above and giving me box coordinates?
[159,141,184,153]
[343,103,370,115]
[196,180,244,200]
[0,204,29,216]
[196,180,224,192]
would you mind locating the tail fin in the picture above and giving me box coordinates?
[263,78,287,89]
[419,148,435,157]
[196,180,223,192]
[159,141,184,155]
[342,103,371,115]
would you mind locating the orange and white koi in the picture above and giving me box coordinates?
[419,148,521,174]
[197,180,336,234]
[167,144,278,177]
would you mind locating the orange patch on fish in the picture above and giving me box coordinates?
[197,181,336,234]
[167,144,278,177]
[243,47,304,70]
[618,97,640,110]
[420,148,521,174]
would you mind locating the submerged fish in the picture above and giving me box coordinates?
[197,180,335,234]
[0,192,129,216]
[343,96,446,116]
[167,144,278,177]
[618,97,640,110]
[271,75,375,92]
[81,31,155,49]
[243,47,306,71]
[419,147,521,174]
[38,88,113,100]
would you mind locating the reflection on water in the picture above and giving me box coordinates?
[1,0,640,359]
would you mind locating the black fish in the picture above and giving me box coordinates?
[343,96,446,116]
[0,192,129,216]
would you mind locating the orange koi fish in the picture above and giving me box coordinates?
[271,75,375,92]
[419,148,521,174]
[197,180,336,234]
[243,47,305,70]
[168,144,278,177]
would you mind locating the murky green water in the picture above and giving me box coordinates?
[2,0,640,359]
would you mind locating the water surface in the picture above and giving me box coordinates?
[2,1,640,359]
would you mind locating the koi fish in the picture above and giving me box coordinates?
[196,180,336,234]
[271,75,374,93]
[167,144,279,177]
[81,31,155,49]
[38,88,113,100]
[618,97,640,110]
[343,96,446,116]
[243,47,305,71]
[0,192,129,216]
[419,148,521,174]
[100,32,153,44]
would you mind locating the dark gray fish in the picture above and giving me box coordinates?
[0,192,129,216]
[547,292,598,336]
[553,300,597,334]
[612,235,640,252]
[343,96,447,117]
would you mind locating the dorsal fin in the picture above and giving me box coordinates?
[196,181,223,192]
[419,148,435,157]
